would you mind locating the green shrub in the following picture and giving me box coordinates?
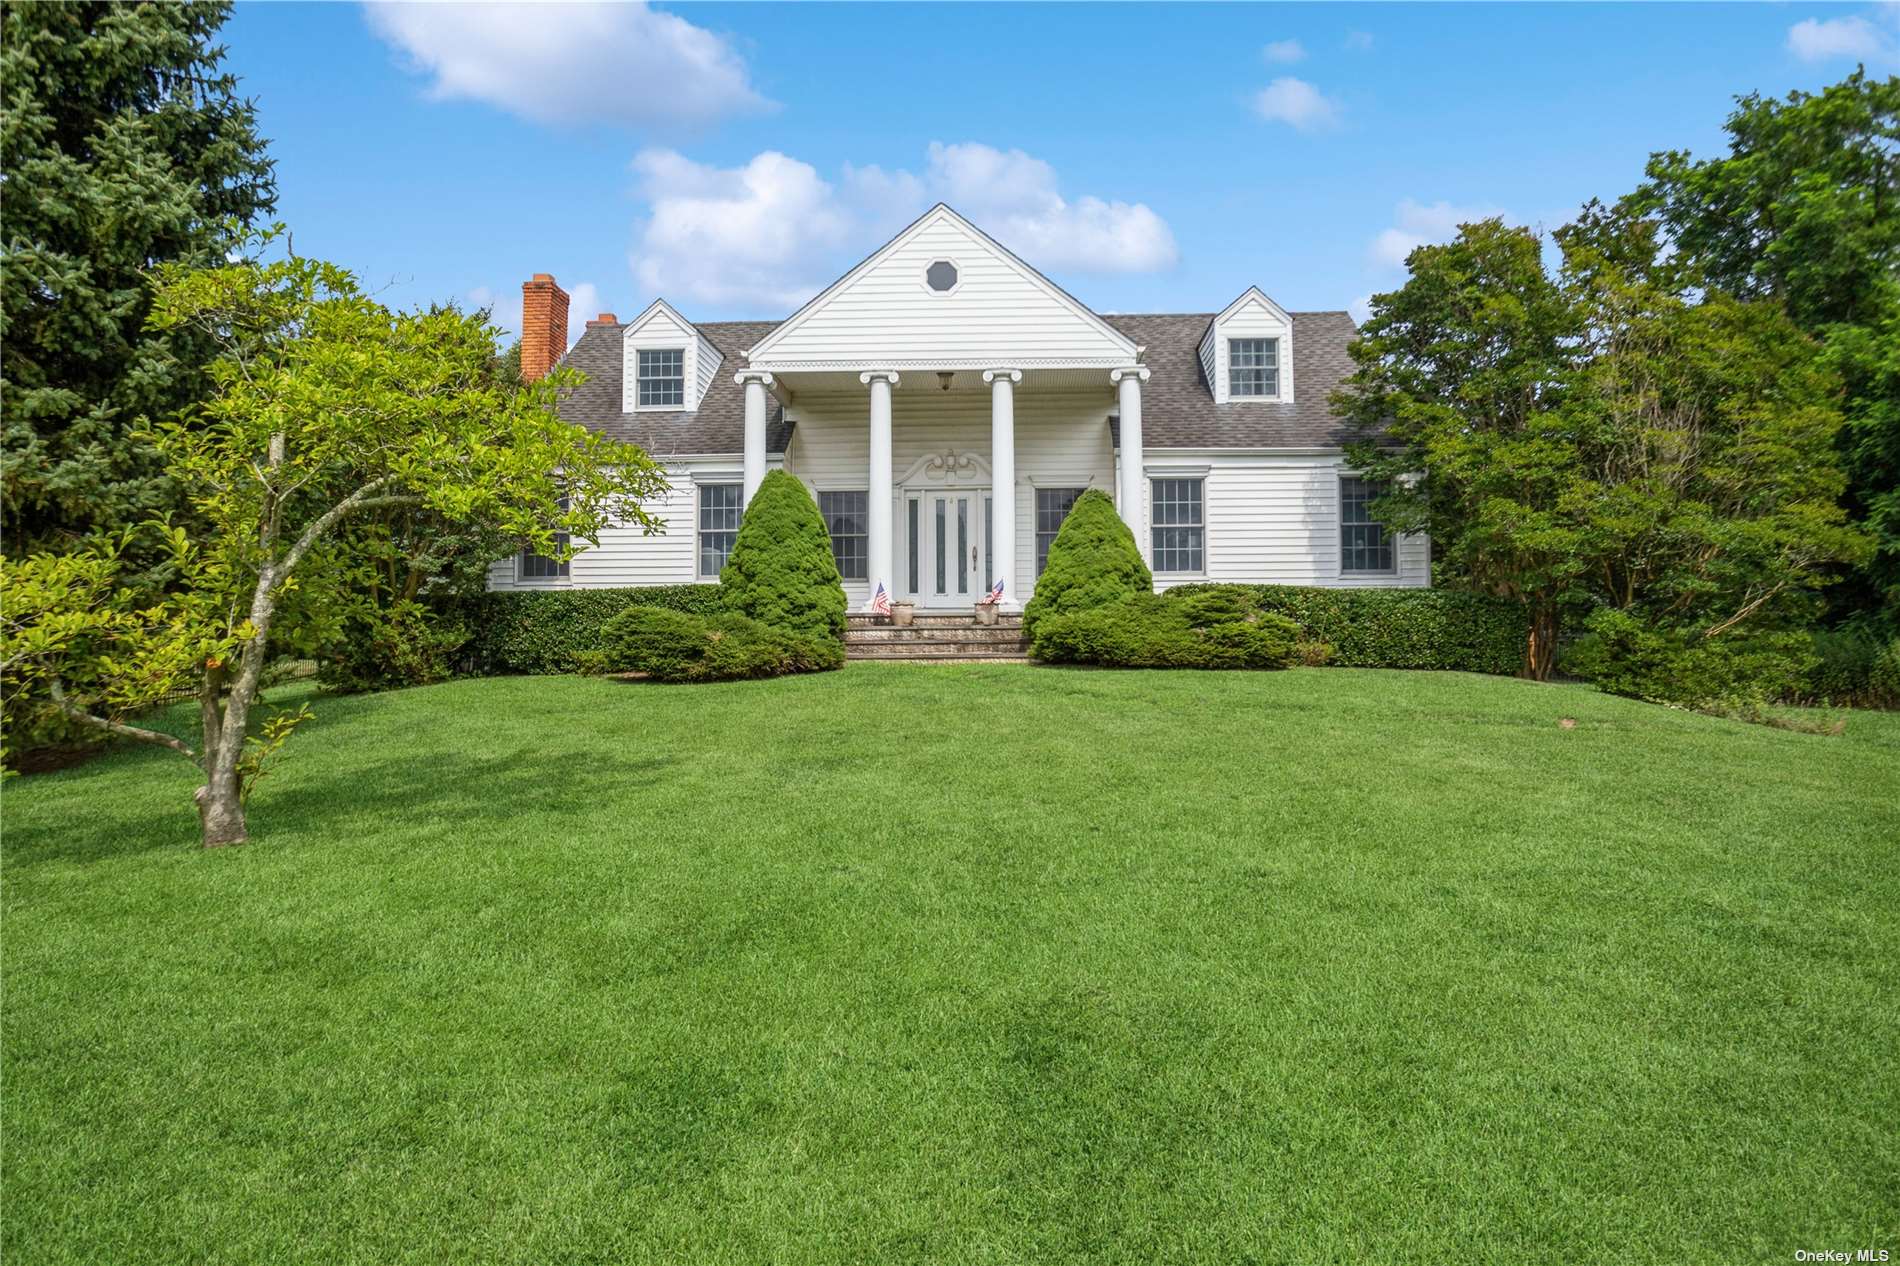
[1164,584,1529,675]
[600,606,843,683]
[1032,592,1300,670]
[446,584,723,675]
[318,599,468,693]
[1562,609,1816,708]
[1799,630,1900,708]
[1022,489,1151,639]
[720,470,846,642]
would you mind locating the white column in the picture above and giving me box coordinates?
[859,371,899,608]
[735,370,772,508]
[983,369,1021,608]
[1111,366,1151,564]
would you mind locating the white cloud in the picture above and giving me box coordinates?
[627,141,1178,310]
[1349,293,1373,324]
[1263,39,1307,64]
[1367,198,1505,270]
[363,1,770,128]
[1786,12,1895,61]
[1344,30,1375,51]
[1252,77,1342,131]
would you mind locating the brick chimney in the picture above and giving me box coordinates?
[520,273,569,382]
[586,312,619,326]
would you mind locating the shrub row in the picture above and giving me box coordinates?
[1032,590,1305,670]
[1797,630,1900,709]
[586,607,843,683]
[447,584,724,675]
[1165,584,1530,676]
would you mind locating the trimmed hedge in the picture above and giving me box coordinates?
[1021,489,1150,640]
[1164,584,1530,676]
[449,584,724,675]
[594,607,844,683]
[1033,591,1302,670]
[721,470,847,641]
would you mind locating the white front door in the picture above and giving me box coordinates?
[911,488,992,605]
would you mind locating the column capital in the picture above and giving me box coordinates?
[981,368,1022,385]
[733,369,774,387]
[858,370,901,386]
[1110,366,1151,385]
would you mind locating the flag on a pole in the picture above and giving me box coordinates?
[870,582,892,616]
[978,577,1004,605]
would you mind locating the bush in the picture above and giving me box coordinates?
[318,599,468,693]
[1165,584,1529,675]
[1799,630,1900,708]
[720,470,847,642]
[1562,609,1816,708]
[446,584,723,675]
[1032,591,1300,670]
[600,606,843,683]
[1022,489,1151,640]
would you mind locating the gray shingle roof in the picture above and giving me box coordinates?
[1103,312,1364,449]
[553,310,1366,454]
[555,320,791,457]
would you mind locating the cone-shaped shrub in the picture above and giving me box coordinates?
[720,470,847,641]
[1022,488,1151,639]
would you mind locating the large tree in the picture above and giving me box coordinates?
[7,244,666,845]
[1338,213,1865,687]
[1,0,275,565]
[1622,71,1900,630]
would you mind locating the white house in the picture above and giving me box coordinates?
[493,204,1425,609]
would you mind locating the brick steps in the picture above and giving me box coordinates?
[844,611,1029,663]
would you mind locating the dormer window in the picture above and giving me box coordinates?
[1229,338,1279,398]
[636,348,685,407]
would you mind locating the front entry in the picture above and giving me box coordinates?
[906,488,993,606]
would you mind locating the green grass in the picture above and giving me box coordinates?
[5,666,1897,1264]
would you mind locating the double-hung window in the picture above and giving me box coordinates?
[1229,338,1279,398]
[1034,487,1086,577]
[1339,476,1395,574]
[1151,478,1204,574]
[636,348,685,407]
[520,496,570,580]
[819,491,868,580]
[698,483,742,579]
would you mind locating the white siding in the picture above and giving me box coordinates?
[1148,454,1427,590]
[622,304,710,413]
[747,208,1137,371]
[485,458,769,591]
[1209,290,1295,404]
[693,329,723,405]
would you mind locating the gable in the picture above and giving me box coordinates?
[746,204,1139,372]
[621,299,722,413]
[1203,287,1295,404]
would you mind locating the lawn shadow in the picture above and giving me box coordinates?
[4,741,677,870]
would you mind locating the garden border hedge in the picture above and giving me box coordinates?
[1165,584,1529,676]
[445,585,725,675]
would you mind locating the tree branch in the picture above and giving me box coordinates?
[276,476,403,579]
[49,679,200,764]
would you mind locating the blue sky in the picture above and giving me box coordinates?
[222,2,1897,335]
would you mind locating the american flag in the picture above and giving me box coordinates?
[979,577,1004,605]
[870,581,892,615]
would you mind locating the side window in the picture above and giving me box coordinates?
[1150,478,1204,573]
[1339,476,1395,573]
[818,491,868,580]
[698,483,741,578]
[1034,487,1085,576]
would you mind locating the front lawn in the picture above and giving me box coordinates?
[4,667,1896,1263]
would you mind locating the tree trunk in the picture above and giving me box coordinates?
[194,765,249,847]
[1524,604,1560,681]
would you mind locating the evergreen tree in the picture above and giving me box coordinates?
[720,471,847,641]
[1021,489,1151,640]
[1,0,275,567]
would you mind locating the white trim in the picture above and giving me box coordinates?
[745,203,1140,365]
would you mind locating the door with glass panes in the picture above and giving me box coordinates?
[907,488,992,605]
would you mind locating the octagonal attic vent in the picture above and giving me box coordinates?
[926,260,958,293]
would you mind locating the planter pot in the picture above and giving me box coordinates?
[973,602,999,626]
[891,602,915,627]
